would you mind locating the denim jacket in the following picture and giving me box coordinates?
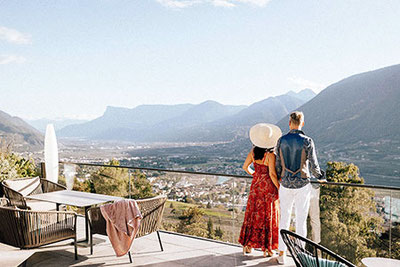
[275,129,324,189]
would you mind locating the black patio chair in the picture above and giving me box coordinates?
[280,229,356,267]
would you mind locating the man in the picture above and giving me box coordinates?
[275,111,325,265]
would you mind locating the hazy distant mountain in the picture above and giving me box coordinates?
[217,90,315,127]
[59,104,193,138]
[156,100,247,129]
[170,90,316,142]
[0,111,43,150]
[27,118,88,133]
[59,89,314,142]
[286,88,316,102]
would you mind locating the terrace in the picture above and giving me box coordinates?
[1,162,399,266]
[0,216,295,266]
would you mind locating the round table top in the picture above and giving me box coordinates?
[361,257,400,267]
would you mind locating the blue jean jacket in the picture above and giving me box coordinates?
[275,129,325,189]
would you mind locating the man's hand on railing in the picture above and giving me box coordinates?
[317,170,326,186]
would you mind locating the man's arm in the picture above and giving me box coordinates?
[275,138,282,180]
[306,138,325,181]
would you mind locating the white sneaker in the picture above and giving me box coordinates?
[277,253,286,265]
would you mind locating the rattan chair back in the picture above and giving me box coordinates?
[87,195,167,261]
[2,178,66,209]
[0,205,78,259]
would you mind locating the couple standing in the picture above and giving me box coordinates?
[238,111,325,264]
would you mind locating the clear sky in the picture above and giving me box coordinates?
[1,0,400,120]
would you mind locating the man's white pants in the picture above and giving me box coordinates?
[278,184,311,252]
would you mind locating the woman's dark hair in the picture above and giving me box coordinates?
[253,146,274,160]
[253,146,267,160]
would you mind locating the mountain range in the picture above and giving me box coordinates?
[0,111,43,150]
[58,89,316,142]
[27,118,88,133]
[277,64,400,145]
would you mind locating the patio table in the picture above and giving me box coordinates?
[26,190,122,244]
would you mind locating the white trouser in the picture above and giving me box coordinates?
[278,183,311,252]
[309,186,321,243]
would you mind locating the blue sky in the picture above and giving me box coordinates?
[1,0,400,120]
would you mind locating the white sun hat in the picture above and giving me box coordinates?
[249,123,282,149]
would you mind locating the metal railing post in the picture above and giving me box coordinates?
[40,162,46,178]
[128,171,132,199]
[231,178,235,244]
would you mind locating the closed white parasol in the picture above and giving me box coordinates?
[44,124,59,183]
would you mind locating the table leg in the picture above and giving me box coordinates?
[85,206,89,242]
[75,206,91,247]
[56,203,60,222]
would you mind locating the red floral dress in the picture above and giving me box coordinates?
[238,162,280,252]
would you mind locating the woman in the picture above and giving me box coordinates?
[238,123,281,257]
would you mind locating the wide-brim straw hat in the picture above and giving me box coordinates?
[249,123,282,149]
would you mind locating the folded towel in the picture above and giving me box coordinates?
[100,199,143,257]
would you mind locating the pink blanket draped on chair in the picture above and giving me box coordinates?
[100,199,143,257]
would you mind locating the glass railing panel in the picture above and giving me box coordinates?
[230,177,250,245]
[142,169,238,244]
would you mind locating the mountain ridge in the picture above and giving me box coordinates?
[0,110,43,151]
[277,64,400,144]
[58,89,315,142]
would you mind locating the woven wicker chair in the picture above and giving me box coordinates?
[280,229,356,267]
[0,197,9,207]
[0,205,78,260]
[2,178,66,210]
[87,195,167,263]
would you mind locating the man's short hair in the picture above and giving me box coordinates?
[289,111,304,125]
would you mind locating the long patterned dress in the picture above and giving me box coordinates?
[238,162,280,252]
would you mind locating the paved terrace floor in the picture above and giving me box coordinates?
[0,216,295,267]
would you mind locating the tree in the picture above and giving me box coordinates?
[376,223,400,259]
[130,170,154,199]
[73,179,94,193]
[0,151,38,196]
[90,159,154,199]
[215,226,224,239]
[207,217,214,239]
[0,151,37,183]
[320,162,383,264]
[91,159,129,197]
[177,206,208,237]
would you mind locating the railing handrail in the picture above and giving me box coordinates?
[59,161,400,192]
